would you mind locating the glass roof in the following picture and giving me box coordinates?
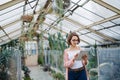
[0,0,11,5]
[0,0,120,46]
[103,0,120,10]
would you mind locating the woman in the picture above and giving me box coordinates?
[64,32,88,80]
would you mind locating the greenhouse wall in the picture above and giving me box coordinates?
[0,48,22,80]
[43,47,120,80]
[98,48,120,80]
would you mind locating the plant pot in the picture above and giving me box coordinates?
[21,15,33,22]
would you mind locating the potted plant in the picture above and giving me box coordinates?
[21,15,33,22]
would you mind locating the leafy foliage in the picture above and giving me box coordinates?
[0,47,13,80]
[87,44,98,80]
[48,32,68,51]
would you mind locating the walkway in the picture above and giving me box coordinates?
[28,65,54,80]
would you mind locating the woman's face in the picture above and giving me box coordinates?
[70,36,78,47]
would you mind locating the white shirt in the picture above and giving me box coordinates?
[67,50,83,69]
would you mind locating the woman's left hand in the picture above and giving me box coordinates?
[82,54,88,65]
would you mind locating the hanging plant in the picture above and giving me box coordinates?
[53,0,71,15]
[21,15,33,22]
[48,32,68,51]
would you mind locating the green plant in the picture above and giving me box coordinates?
[87,43,98,80]
[48,32,68,51]
[38,55,44,66]
[23,77,33,80]
[52,72,65,80]
[0,45,15,80]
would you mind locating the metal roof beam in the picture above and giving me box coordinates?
[87,15,120,28]
[78,32,103,44]
[2,19,20,29]
[0,0,25,11]
[92,0,120,14]
[0,26,11,40]
[76,15,120,31]
[65,17,116,43]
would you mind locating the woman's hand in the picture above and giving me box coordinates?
[72,53,79,62]
[82,54,88,65]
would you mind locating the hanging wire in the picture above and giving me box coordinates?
[27,0,39,14]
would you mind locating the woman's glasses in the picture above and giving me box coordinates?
[71,39,78,42]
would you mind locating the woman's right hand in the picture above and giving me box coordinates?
[72,53,78,61]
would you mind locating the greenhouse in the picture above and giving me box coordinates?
[0,0,120,80]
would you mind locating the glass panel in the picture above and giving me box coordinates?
[83,1,116,18]
[78,0,89,5]
[55,22,69,33]
[1,36,9,41]
[0,15,22,26]
[60,26,71,33]
[68,13,93,25]
[25,0,47,12]
[100,22,115,28]
[79,29,89,34]
[0,7,23,21]
[112,18,120,24]
[99,29,120,40]
[71,0,80,3]
[48,28,58,34]
[4,22,21,34]
[0,0,11,5]
[110,26,120,35]
[46,14,58,21]
[0,2,24,15]
[38,0,47,8]
[64,19,80,28]
[86,33,104,42]
[0,30,5,37]
[103,0,120,10]
[74,7,103,22]
[0,40,10,45]
[44,17,55,25]
[91,25,103,30]
[0,39,2,43]
[11,34,21,41]
[40,24,50,32]
[9,30,21,38]
[90,32,105,40]
[80,35,96,44]
[0,0,45,25]
[25,1,44,12]
[61,20,79,31]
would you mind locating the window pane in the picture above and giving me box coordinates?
[68,13,93,25]
[0,31,5,37]
[112,18,120,24]
[99,29,120,40]
[4,22,21,34]
[100,22,115,28]
[0,2,24,15]
[74,7,103,22]
[103,0,120,10]
[0,0,12,5]
[83,1,116,18]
